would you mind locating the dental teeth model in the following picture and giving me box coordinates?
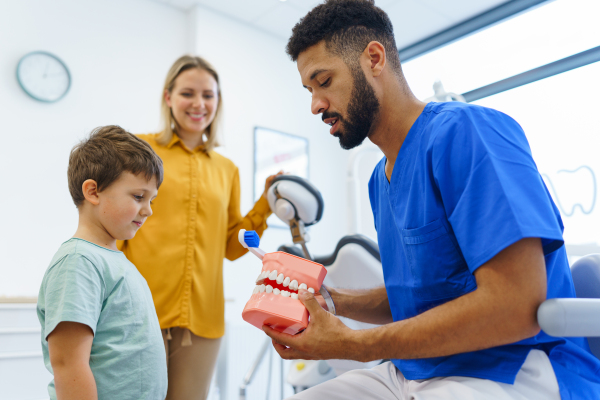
[239,229,327,335]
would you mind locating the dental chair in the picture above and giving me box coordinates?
[268,175,385,391]
[538,254,600,358]
[239,175,385,397]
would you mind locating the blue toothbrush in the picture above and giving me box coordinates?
[238,229,266,260]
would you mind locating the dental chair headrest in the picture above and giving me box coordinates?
[267,175,324,226]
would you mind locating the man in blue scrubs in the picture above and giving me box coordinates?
[262,1,600,398]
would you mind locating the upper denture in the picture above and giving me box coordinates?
[243,251,328,335]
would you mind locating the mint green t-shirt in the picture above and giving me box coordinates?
[37,238,167,400]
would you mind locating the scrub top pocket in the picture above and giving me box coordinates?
[402,219,476,302]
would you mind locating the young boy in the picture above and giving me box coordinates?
[37,126,167,400]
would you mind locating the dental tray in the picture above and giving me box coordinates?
[242,251,327,335]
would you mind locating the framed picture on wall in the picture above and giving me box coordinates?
[254,127,309,228]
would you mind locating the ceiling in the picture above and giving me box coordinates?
[151,0,510,50]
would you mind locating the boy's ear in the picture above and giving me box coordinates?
[81,179,100,206]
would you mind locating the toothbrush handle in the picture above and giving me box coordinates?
[249,247,265,260]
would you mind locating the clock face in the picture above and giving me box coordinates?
[17,52,71,102]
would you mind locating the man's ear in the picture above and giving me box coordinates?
[164,89,172,108]
[81,179,100,206]
[365,41,386,77]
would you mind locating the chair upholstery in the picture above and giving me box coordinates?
[570,254,600,358]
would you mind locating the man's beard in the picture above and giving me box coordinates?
[325,67,380,150]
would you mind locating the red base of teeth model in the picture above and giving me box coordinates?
[239,230,327,335]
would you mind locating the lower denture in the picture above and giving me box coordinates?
[242,251,327,335]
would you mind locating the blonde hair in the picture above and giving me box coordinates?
[157,55,222,151]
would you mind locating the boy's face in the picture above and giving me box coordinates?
[96,172,158,241]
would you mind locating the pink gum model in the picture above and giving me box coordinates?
[242,252,327,335]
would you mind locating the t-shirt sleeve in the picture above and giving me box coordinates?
[432,106,564,273]
[43,254,105,340]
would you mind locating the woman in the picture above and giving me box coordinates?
[119,55,278,400]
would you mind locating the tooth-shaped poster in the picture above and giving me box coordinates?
[242,252,327,335]
[542,166,597,217]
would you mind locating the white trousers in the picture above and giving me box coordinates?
[287,350,561,400]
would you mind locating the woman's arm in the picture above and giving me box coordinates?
[48,322,97,400]
[224,170,282,261]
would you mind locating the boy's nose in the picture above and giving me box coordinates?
[142,205,153,217]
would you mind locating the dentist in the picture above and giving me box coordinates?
[262,1,600,399]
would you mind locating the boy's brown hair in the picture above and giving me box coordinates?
[68,125,164,207]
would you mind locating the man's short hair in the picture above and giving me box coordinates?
[286,0,401,74]
[68,125,164,207]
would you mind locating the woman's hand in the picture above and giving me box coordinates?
[261,171,284,199]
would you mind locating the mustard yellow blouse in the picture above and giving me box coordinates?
[118,133,271,338]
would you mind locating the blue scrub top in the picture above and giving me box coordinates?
[368,102,600,399]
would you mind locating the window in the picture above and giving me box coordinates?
[402,0,600,100]
[400,0,600,252]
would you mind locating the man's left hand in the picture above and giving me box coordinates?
[262,289,358,360]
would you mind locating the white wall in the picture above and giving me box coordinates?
[0,0,188,297]
[0,0,351,303]
[0,2,356,398]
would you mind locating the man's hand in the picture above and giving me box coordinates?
[262,289,358,360]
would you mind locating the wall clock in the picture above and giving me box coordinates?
[16,51,71,102]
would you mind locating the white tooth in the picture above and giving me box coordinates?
[259,284,266,293]
[255,273,263,283]
[283,277,291,287]
[308,287,315,293]
[273,288,281,295]
[260,271,267,279]
[266,285,273,293]
[281,291,290,297]
[276,273,284,284]
[289,280,299,291]
[269,270,278,280]
[299,283,307,290]
[291,293,299,299]
[253,286,259,294]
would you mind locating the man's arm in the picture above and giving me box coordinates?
[263,237,546,362]
[48,322,97,400]
[326,286,393,325]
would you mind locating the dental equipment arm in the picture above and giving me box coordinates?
[538,298,600,337]
[537,254,600,344]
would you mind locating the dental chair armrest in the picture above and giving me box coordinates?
[537,298,600,337]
